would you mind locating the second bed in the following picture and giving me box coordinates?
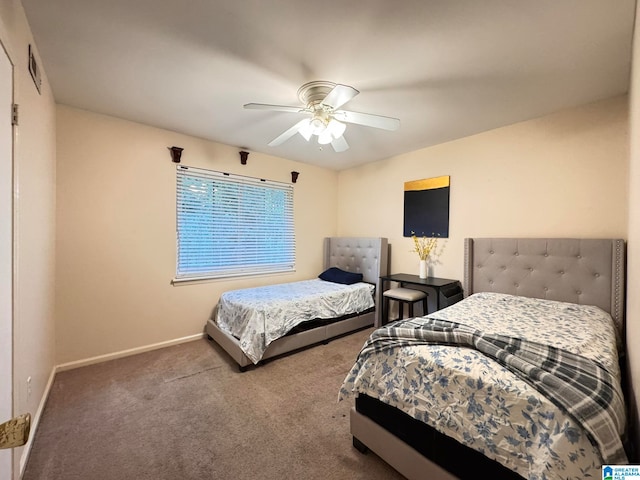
[206,236,389,370]
[341,237,627,479]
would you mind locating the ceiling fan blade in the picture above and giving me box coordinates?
[244,103,305,114]
[320,84,359,110]
[330,135,349,152]
[333,110,400,131]
[268,118,311,147]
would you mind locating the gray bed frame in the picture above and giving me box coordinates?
[350,237,626,480]
[205,236,389,371]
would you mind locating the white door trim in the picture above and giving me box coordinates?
[0,39,14,480]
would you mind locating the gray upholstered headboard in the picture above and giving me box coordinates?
[323,237,389,292]
[464,238,626,334]
[323,236,389,328]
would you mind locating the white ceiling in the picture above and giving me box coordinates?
[22,0,636,171]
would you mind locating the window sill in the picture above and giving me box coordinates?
[171,269,296,286]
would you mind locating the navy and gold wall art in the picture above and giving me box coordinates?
[403,175,450,238]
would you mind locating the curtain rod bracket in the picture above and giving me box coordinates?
[169,146,183,163]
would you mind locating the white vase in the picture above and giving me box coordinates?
[419,259,428,279]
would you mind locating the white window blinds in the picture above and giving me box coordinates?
[176,166,295,280]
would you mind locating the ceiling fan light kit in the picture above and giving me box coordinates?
[317,119,346,145]
[244,80,400,153]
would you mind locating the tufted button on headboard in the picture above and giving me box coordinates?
[464,238,626,335]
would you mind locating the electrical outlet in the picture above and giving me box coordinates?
[26,376,32,399]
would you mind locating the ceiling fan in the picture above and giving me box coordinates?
[244,81,400,152]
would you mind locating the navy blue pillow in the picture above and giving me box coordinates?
[318,267,363,285]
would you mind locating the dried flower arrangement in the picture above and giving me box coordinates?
[411,232,438,261]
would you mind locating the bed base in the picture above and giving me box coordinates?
[353,394,523,479]
[350,407,457,480]
[205,310,374,371]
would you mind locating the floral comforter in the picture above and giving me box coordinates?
[216,279,374,363]
[340,292,626,479]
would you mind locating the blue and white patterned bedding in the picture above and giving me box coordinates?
[216,279,375,364]
[340,292,626,479]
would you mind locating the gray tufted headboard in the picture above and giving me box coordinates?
[324,236,389,326]
[464,238,626,334]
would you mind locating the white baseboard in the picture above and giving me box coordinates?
[19,365,55,478]
[18,332,205,478]
[56,333,205,372]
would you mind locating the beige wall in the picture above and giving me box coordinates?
[626,6,640,462]
[338,96,629,285]
[55,105,337,364]
[0,0,57,477]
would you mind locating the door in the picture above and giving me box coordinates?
[0,42,14,479]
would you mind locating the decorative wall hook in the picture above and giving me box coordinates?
[291,171,299,183]
[239,150,249,165]
[169,146,183,163]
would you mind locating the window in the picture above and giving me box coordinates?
[175,166,295,281]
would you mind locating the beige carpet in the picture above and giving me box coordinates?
[22,328,405,479]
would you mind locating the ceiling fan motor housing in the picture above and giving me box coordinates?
[297,81,337,107]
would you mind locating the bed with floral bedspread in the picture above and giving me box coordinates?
[217,279,375,364]
[206,237,388,371]
[340,292,627,479]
